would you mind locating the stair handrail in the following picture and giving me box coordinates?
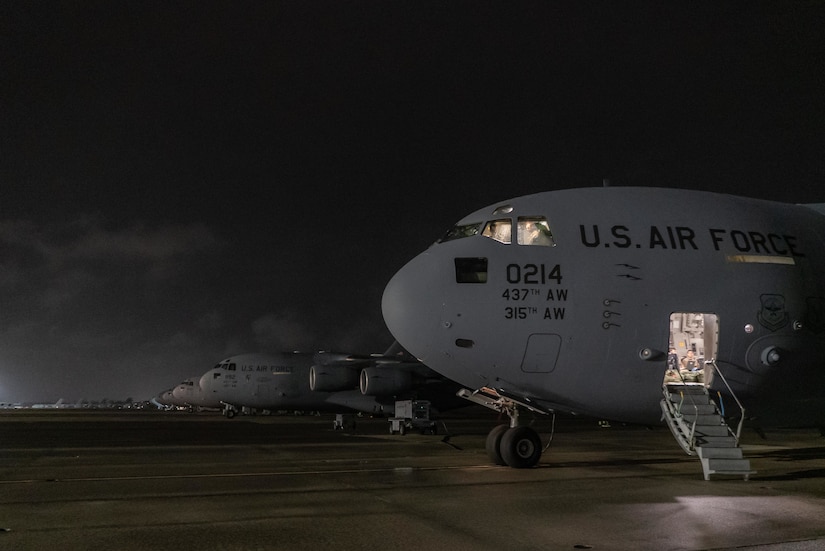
[663,379,707,453]
[661,385,698,455]
[676,389,701,449]
[707,360,745,443]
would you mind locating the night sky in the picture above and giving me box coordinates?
[1,2,823,403]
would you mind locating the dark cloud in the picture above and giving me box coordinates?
[0,218,227,400]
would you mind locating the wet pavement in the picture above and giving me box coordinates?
[1,409,824,550]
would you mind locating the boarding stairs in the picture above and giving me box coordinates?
[660,372,755,481]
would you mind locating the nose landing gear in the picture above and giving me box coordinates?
[458,387,551,468]
[221,402,238,418]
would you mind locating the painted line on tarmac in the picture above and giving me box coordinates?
[0,464,499,484]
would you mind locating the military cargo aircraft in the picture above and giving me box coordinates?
[382,187,825,473]
[199,349,465,418]
[171,377,221,411]
[152,382,192,409]
[152,377,214,410]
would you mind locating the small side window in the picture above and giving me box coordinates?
[517,217,555,246]
[455,257,488,283]
[439,223,482,243]
[481,219,512,244]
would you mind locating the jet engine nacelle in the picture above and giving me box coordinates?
[309,365,360,392]
[359,367,412,396]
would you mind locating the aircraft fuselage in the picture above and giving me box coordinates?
[382,187,825,426]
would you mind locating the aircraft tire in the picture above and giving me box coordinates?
[485,424,509,466]
[224,409,236,419]
[500,426,542,468]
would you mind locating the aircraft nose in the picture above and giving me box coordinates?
[199,371,214,393]
[382,251,443,362]
[154,391,173,406]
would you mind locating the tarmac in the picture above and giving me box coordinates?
[1,408,824,551]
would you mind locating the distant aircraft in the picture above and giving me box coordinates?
[171,377,221,411]
[382,187,825,472]
[151,389,177,409]
[30,398,69,409]
[199,349,464,418]
[152,378,207,410]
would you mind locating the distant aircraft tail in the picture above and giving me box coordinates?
[382,340,417,360]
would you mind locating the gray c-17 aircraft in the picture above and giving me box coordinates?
[171,377,222,411]
[150,388,177,409]
[199,349,465,418]
[151,377,217,410]
[382,186,825,474]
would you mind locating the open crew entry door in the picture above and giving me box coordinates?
[665,312,719,388]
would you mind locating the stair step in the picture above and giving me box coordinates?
[701,458,755,480]
[706,458,751,471]
[680,404,717,414]
[668,393,711,405]
[695,435,738,447]
[697,446,743,459]
[693,424,731,437]
[666,383,708,394]
[681,413,722,424]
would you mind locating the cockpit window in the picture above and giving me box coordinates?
[481,219,512,244]
[439,216,553,247]
[439,222,482,243]
[222,363,236,371]
[517,217,555,246]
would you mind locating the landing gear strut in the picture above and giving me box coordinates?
[485,403,543,468]
[458,388,549,469]
[221,402,238,419]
